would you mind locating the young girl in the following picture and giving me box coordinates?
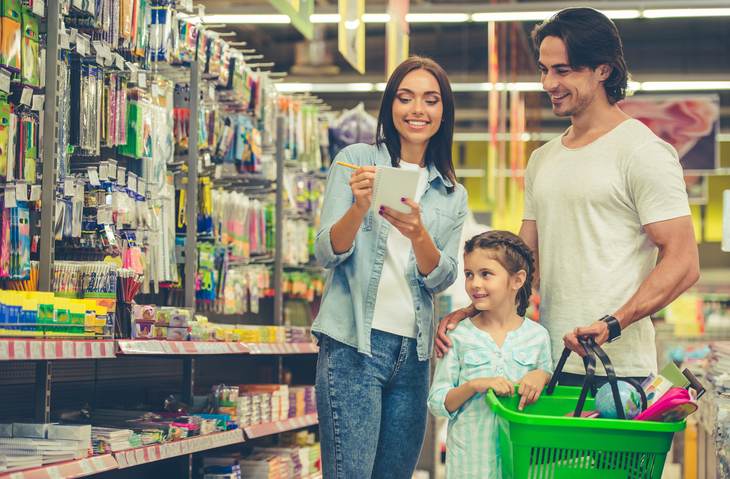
[428,230,553,478]
[313,56,467,478]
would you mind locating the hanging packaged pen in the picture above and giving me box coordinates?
[0,193,7,278]
[0,94,10,179]
[0,0,21,71]
[20,6,39,86]
[16,202,29,280]
[134,0,149,58]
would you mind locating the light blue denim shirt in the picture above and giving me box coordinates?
[312,143,468,361]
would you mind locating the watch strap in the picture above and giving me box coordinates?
[600,315,621,342]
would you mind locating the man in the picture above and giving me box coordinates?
[435,8,699,390]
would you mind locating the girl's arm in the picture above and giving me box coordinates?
[427,337,462,419]
[443,382,477,413]
[446,377,514,412]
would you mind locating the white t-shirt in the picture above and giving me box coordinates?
[371,162,429,338]
[524,119,691,377]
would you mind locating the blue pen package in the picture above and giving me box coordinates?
[17,202,29,280]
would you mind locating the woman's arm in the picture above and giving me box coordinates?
[314,149,373,268]
[329,167,376,254]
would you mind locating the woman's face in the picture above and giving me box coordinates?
[391,68,443,148]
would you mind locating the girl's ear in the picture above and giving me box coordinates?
[512,270,527,291]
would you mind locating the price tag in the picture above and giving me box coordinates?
[76,34,89,56]
[108,159,117,179]
[32,0,45,16]
[20,87,33,106]
[59,29,70,50]
[151,83,160,97]
[117,167,126,186]
[87,167,100,186]
[4,187,16,208]
[97,205,112,225]
[114,53,125,69]
[128,173,138,193]
[138,72,147,89]
[30,185,41,201]
[98,162,109,180]
[31,94,44,111]
[15,182,28,201]
[0,70,10,93]
[63,178,73,197]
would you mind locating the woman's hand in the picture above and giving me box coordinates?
[517,370,551,410]
[469,377,514,397]
[349,166,377,214]
[379,198,427,242]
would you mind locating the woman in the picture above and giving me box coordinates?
[313,56,467,478]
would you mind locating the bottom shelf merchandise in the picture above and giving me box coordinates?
[201,430,321,479]
[700,342,730,478]
[0,384,317,476]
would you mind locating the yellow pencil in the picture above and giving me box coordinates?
[336,161,359,170]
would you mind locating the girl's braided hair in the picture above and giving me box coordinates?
[464,230,536,316]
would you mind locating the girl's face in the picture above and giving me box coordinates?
[392,69,443,149]
[464,249,526,312]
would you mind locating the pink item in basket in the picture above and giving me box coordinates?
[635,387,697,422]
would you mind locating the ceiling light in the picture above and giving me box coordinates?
[639,81,730,91]
[471,11,556,22]
[310,14,340,23]
[363,13,391,23]
[451,82,493,92]
[506,82,543,92]
[642,8,730,18]
[275,80,730,94]
[604,10,642,19]
[471,9,639,22]
[203,14,290,24]
[406,13,470,23]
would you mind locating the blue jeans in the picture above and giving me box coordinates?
[316,330,430,479]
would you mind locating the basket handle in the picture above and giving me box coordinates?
[546,337,646,419]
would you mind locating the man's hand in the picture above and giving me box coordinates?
[563,320,610,356]
[517,370,551,410]
[435,305,477,358]
[469,377,514,397]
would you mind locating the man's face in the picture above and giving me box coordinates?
[538,36,608,118]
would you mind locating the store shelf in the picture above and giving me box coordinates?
[0,339,115,361]
[0,454,117,479]
[243,413,318,439]
[116,340,250,355]
[244,343,318,355]
[114,429,245,469]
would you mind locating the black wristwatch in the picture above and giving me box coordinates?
[600,315,622,342]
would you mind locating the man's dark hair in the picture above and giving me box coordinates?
[531,7,629,104]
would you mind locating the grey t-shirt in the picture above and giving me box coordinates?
[524,119,691,376]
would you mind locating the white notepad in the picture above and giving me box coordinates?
[370,166,421,214]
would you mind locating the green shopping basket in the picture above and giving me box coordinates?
[486,337,687,479]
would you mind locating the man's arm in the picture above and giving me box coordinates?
[567,215,699,350]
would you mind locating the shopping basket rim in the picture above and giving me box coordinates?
[485,387,685,433]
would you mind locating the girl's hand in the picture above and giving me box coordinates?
[469,377,514,397]
[380,198,427,242]
[349,166,377,214]
[517,370,551,410]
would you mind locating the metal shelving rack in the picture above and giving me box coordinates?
[0,2,321,478]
